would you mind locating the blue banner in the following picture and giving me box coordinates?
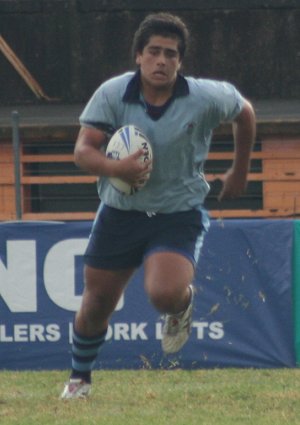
[0,219,296,370]
[293,220,300,364]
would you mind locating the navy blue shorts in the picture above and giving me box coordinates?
[84,205,209,270]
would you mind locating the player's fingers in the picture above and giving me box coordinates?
[142,160,152,172]
[131,148,144,159]
[217,190,225,202]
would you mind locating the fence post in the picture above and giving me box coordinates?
[12,111,22,220]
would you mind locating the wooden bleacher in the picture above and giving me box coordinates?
[0,101,299,221]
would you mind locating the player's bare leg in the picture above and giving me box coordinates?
[144,252,194,354]
[75,266,134,336]
[61,266,134,399]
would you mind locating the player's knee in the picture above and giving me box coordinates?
[146,284,185,314]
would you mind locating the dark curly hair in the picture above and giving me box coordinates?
[132,13,189,60]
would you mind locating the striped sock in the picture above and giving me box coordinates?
[70,327,107,383]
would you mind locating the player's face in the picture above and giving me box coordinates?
[136,35,182,92]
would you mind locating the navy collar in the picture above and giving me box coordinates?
[122,69,189,103]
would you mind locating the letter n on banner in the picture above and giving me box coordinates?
[293,220,300,365]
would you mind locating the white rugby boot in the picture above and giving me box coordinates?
[60,378,91,399]
[161,285,194,354]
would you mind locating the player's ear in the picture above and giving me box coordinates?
[136,53,142,66]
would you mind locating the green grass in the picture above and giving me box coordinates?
[1,369,300,425]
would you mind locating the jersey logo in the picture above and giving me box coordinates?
[184,121,195,135]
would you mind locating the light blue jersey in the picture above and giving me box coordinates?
[79,71,245,213]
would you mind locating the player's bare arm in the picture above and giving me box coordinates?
[74,126,152,185]
[218,100,256,201]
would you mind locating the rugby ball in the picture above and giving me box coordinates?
[106,125,153,195]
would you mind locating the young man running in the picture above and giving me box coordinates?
[61,12,256,399]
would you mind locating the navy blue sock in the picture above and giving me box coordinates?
[70,327,107,383]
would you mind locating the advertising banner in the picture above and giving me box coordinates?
[293,220,300,365]
[0,219,296,370]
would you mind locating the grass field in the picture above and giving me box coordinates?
[1,369,300,425]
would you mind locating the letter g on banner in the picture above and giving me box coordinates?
[44,239,88,311]
[43,238,124,312]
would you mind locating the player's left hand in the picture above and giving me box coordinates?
[218,167,248,201]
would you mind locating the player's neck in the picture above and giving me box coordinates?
[140,81,175,106]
